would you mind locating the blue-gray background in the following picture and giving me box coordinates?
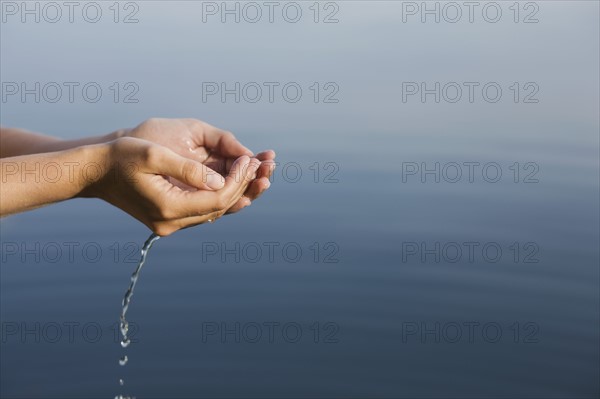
[1,1,598,398]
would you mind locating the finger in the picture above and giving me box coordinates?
[188,158,266,217]
[151,146,225,190]
[233,160,274,209]
[227,176,272,215]
[226,196,252,214]
[176,156,259,216]
[172,195,253,228]
[207,152,273,176]
[255,150,276,161]
[221,156,261,208]
[256,159,276,180]
[244,177,271,201]
[168,211,221,231]
[202,156,228,175]
[165,154,270,220]
[203,125,254,158]
[184,158,268,218]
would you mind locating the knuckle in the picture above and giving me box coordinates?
[143,145,162,166]
[180,161,198,184]
[223,131,235,140]
[183,118,205,132]
[112,136,134,153]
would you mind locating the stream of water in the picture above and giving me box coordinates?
[115,233,161,399]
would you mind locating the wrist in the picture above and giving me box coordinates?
[76,143,112,199]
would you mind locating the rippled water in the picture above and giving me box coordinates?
[1,1,598,398]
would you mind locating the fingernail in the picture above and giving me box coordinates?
[207,173,225,189]
[237,155,250,165]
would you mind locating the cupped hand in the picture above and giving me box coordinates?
[123,118,276,213]
[85,137,260,236]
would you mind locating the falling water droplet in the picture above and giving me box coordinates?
[116,233,160,398]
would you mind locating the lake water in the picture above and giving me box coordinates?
[1,1,599,398]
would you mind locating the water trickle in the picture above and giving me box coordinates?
[116,233,160,399]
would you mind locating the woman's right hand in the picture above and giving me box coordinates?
[85,137,260,236]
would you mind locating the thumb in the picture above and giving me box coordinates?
[154,147,225,190]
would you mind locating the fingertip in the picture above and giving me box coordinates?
[260,160,276,178]
[234,155,251,167]
[256,150,276,160]
[261,177,271,189]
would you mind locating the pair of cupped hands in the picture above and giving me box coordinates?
[88,118,275,236]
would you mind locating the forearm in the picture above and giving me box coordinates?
[0,127,126,158]
[0,144,109,216]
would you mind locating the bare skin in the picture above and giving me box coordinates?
[0,118,276,236]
